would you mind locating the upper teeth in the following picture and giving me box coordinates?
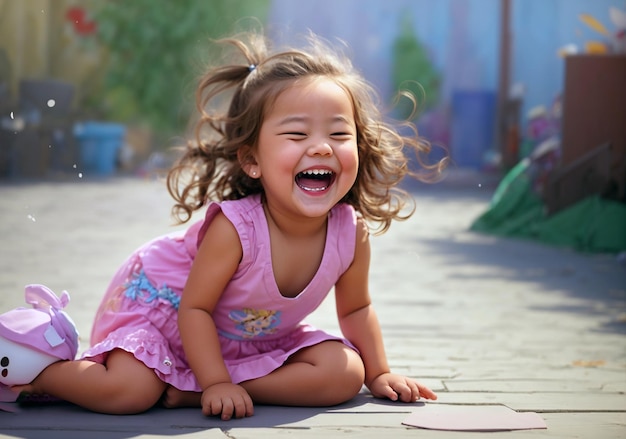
[302,169,332,175]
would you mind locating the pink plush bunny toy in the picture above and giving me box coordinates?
[0,284,79,402]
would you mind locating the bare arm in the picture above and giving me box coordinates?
[335,220,388,385]
[335,219,437,402]
[178,212,254,419]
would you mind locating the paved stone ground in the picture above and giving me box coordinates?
[0,172,624,438]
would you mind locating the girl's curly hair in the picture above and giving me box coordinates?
[167,31,446,234]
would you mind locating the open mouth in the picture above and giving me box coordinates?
[295,169,336,192]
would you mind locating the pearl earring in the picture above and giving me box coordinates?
[252,171,257,177]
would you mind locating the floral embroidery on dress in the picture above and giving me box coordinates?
[123,270,180,310]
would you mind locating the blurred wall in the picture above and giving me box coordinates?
[3,0,622,121]
[1,0,623,165]
[0,0,102,106]
[0,0,53,92]
[268,0,624,120]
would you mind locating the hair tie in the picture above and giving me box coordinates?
[248,64,256,73]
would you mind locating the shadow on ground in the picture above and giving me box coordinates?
[413,231,626,335]
[0,393,417,439]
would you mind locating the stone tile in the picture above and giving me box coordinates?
[444,379,606,393]
[431,392,626,412]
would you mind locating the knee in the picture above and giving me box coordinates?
[323,349,365,405]
[106,399,150,415]
[344,355,366,397]
[90,380,158,414]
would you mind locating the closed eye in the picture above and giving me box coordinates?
[281,132,307,138]
[331,132,353,139]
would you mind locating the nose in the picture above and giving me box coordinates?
[308,138,333,156]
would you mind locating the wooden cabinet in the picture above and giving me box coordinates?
[560,55,626,200]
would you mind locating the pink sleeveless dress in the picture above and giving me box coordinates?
[81,195,358,391]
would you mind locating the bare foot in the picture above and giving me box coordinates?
[161,385,201,408]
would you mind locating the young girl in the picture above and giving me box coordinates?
[13,31,442,420]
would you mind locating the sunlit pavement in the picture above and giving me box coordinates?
[0,172,624,438]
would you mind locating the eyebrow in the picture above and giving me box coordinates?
[276,115,353,126]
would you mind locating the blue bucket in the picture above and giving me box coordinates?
[74,122,125,175]
[450,90,496,168]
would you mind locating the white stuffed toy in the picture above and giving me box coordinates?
[0,284,79,402]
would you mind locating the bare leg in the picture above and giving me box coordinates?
[18,349,167,414]
[241,341,365,406]
[162,341,364,409]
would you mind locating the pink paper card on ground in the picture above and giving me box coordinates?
[0,402,19,413]
[0,385,20,412]
[402,403,547,431]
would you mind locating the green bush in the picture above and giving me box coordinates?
[392,15,441,119]
[93,0,269,146]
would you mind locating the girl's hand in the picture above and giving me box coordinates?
[368,373,438,403]
[201,382,254,420]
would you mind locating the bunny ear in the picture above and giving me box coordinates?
[24,284,70,311]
